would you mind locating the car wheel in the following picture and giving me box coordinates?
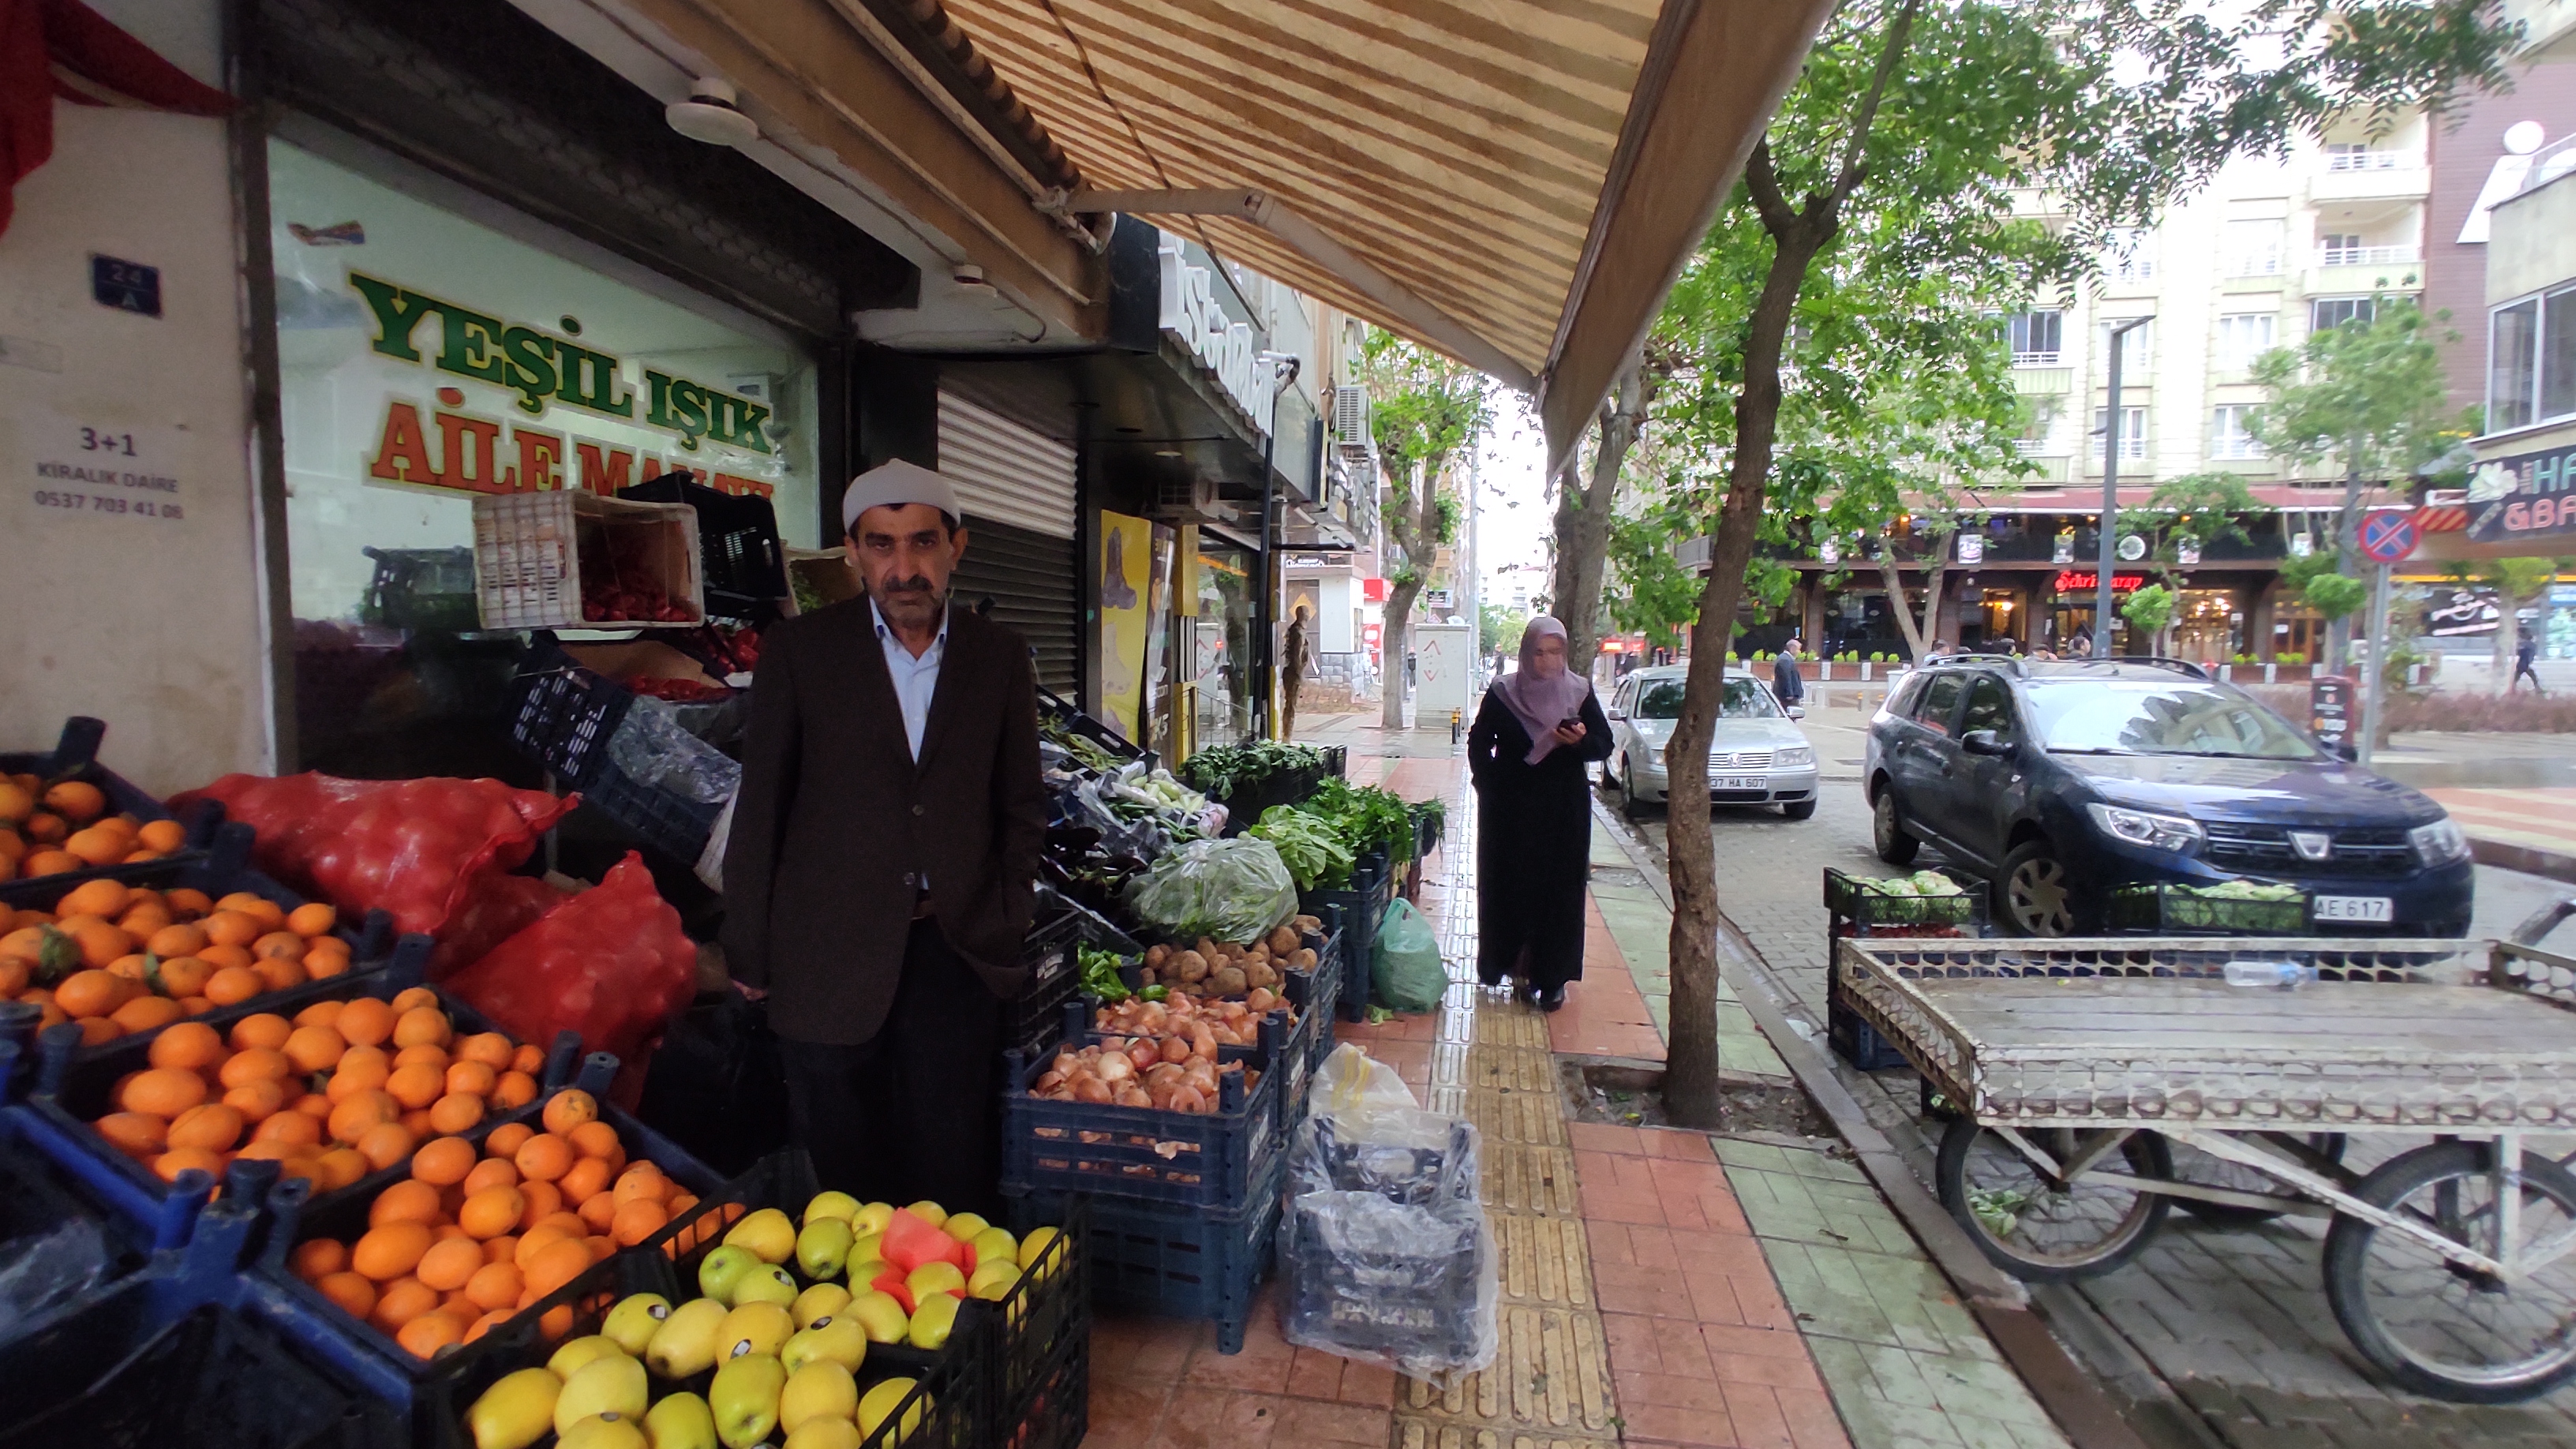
[1782,799,1818,821]
[1618,756,1644,818]
[1871,789,1919,865]
[2001,838,2086,937]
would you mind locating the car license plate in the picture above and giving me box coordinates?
[2313,895,2392,923]
[1711,776,1766,792]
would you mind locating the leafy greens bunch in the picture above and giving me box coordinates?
[1249,805,1357,891]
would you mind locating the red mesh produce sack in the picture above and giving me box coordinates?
[442,853,696,1104]
[428,872,568,981]
[171,773,575,940]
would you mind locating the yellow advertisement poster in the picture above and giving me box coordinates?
[1098,509,1152,739]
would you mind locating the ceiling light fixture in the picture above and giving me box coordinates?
[667,78,759,148]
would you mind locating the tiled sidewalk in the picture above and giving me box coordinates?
[1081,717,2055,1449]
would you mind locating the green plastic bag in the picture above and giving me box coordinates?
[1372,899,1446,1012]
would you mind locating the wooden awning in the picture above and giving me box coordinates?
[906,0,1830,466]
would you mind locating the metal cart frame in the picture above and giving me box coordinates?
[1835,935,2576,1404]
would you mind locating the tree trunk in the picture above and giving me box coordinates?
[2492,586,2515,692]
[1876,556,1947,661]
[1378,455,1456,729]
[1379,582,1417,728]
[1664,219,1830,1127]
[1551,367,1647,678]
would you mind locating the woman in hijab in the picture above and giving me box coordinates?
[1468,616,1614,1010]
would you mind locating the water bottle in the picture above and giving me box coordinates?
[2222,960,2316,990]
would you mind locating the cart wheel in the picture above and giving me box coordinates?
[2323,1141,2576,1403]
[2174,1133,2346,1227]
[1936,1118,2172,1282]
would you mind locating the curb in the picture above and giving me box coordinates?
[2470,835,2576,886]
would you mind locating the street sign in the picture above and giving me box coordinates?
[2358,509,2420,564]
[2311,676,2354,745]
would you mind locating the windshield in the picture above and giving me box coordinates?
[1632,677,1780,721]
[2024,680,2321,759]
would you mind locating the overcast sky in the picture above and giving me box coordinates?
[1470,387,1552,610]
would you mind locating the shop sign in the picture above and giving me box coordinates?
[1362,578,1387,603]
[2116,533,2147,561]
[1158,242,1276,434]
[2466,440,2576,545]
[364,390,774,500]
[2310,676,2353,743]
[2177,537,2200,565]
[347,273,772,455]
[1956,534,1984,564]
[2052,530,2074,564]
[2053,570,2147,593]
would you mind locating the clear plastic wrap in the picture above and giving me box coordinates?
[1123,837,1299,944]
[1279,1045,1496,1385]
[0,1219,110,1342]
[608,696,743,803]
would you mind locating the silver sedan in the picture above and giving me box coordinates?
[1604,667,1820,819]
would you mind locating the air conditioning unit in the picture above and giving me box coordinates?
[1331,386,1373,459]
[1153,474,1230,523]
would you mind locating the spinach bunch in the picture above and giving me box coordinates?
[1249,804,1357,890]
[1305,777,1415,861]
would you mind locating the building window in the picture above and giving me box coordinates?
[2006,309,2061,365]
[2491,286,2576,432]
[2100,319,2152,374]
[2319,233,2364,265]
[2016,399,2061,455]
[2312,296,2376,331]
[2093,406,2148,462]
[2215,313,2276,371]
[2223,220,2282,277]
[2211,405,2266,459]
[2105,227,2156,282]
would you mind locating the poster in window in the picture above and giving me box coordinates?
[1098,509,1152,738]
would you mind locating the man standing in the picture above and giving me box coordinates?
[1773,635,1805,708]
[2516,626,2546,695]
[724,460,1044,1215]
[1280,602,1312,739]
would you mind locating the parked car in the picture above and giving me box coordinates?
[1863,657,2474,937]
[1604,665,1820,819]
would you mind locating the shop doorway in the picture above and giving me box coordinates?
[1959,588,2025,651]
[2173,590,2244,664]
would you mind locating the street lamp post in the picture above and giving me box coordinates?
[2095,316,2154,659]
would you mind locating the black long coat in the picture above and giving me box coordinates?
[1467,686,1614,990]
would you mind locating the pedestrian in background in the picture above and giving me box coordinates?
[2516,626,2546,695]
[1280,602,1312,739]
[1773,635,1805,708]
[1468,616,1612,1013]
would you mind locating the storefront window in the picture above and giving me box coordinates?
[1191,545,1256,746]
[267,139,819,768]
[2172,589,2244,661]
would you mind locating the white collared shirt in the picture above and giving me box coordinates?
[871,599,947,762]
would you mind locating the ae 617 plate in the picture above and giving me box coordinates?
[2313,895,2392,923]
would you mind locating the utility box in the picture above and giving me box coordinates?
[1411,623,1476,721]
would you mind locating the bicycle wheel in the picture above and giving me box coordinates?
[2173,1133,2346,1227]
[2322,1141,2576,1403]
[1936,1118,2173,1282]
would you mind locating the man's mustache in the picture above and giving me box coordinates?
[879,577,935,594]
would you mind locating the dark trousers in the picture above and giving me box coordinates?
[776,919,1005,1217]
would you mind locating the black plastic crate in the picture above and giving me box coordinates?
[1301,893,1377,1024]
[0,716,220,907]
[1822,866,1989,937]
[1003,905,1088,1061]
[1000,1331,1089,1449]
[1003,1013,1286,1211]
[504,635,631,788]
[990,1197,1089,1443]
[0,1101,145,1311]
[582,751,726,863]
[1277,959,1335,1136]
[359,546,479,633]
[0,1291,399,1449]
[2106,882,2312,935]
[258,1062,727,1419]
[620,472,788,620]
[1039,687,1148,766]
[635,1150,990,1446]
[1279,1185,1486,1366]
[1826,987,1911,1072]
[1004,1151,1285,1354]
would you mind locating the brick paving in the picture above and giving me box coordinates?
[1613,713,2576,1449]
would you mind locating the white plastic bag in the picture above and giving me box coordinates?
[1279,1045,1496,1386]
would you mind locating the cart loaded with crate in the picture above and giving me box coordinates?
[1837,932,2576,1404]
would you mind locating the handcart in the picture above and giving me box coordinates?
[1834,934,2576,1404]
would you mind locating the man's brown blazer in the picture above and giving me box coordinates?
[721,597,1046,1045]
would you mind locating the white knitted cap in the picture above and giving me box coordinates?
[841,459,962,534]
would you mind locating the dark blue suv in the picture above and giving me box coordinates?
[1863,658,2474,937]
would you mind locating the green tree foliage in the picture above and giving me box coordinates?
[2282,552,2371,623]
[1359,331,1492,728]
[2121,583,2177,647]
[1477,602,1527,661]
[1629,0,2517,1125]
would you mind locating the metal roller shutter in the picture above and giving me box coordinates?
[937,388,1078,694]
[950,517,1078,695]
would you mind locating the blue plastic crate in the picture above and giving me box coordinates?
[1004,1153,1285,1354]
[13,935,533,1249]
[503,635,631,788]
[257,1058,725,1409]
[0,1173,402,1448]
[1826,987,1911,1072]
[0,716,223,908]
[1004,1012,1286,1211]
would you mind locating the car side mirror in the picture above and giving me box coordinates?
[1786,706,1806,720]
[1960,728,2012,757]
[1607,707,1626,721]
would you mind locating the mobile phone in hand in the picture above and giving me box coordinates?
[1559,717,1582,730]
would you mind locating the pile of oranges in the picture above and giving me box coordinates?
[282,1088,702,1360]
[87,985,541,1193]
[0,774,186,881]
[2,882,351,1044]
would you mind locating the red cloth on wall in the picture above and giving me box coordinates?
[1,0,236,237]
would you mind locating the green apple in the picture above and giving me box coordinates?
[644,1297,729,1379]
[843,1290,909,1345]
[724,1208,798,1265]
[600,1294,672,1357]
[906,1293,961,1351]
[554,1354,648,1438]
[781,1313,867,1376]
[696,1245,760,1305]
[708,1353,786,1449]
[796,1218,856,1281]
[802,1190,861,1226]
[717,1300,795,1360]
[642,1392,717,1449]
[848,1202,895,1237]
[792,1282,852,1330]
[778,1361,858,1436]
[729,1263,799,1309]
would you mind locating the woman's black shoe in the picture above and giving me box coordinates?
[1513,979,1541,1005]
[1538,986,1567,1013]
[1478,963,1507,988]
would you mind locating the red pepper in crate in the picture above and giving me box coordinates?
[624,676,729,703]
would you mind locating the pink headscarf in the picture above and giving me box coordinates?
[1495,616,1593,764]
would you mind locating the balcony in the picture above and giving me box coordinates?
[2011,350,2061,367]
[2307,244,2421,297]
[2012,368,2071,395]
[2308,157,2428,204]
